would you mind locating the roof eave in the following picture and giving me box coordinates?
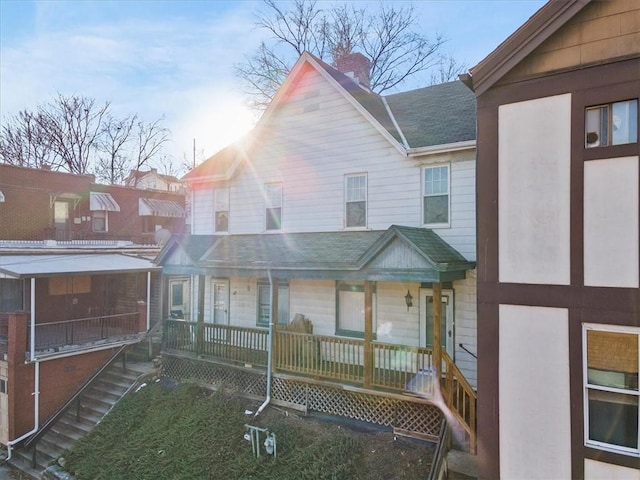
[407,140,476,157]
[468,0,591,95]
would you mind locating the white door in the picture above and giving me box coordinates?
[419,288,454,358]
[169,278,189,319]
[210,279,229,325]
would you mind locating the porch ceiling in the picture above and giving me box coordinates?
[158,225,475,282]
[0,253,160,278]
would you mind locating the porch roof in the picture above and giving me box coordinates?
[0,253,160,278]
[159,225,475,282]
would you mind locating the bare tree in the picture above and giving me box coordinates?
[0,110,59,169]
[95,115,137,184]
[38,94,110,174]
[0,94,172,182]
[236,0,464,109]
[131,118,171,183]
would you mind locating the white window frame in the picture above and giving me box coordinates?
[214,187,229,233]
[344,173,367,229]
[257,280,289,327]
[335,281,376,338]
[585,99,638,148]
[264,183,283,231]
[92,210,108,232]
[583,323,639,457]
[422,164,451,227]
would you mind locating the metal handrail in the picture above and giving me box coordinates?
[22,345,129,462]
[427,418,450,480]
[458,343,477,359]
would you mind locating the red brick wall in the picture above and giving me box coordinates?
[6,312,118,441]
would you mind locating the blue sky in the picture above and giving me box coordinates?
[0,0,546,168]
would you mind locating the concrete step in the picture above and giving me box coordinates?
[446,449,477,479]
[8,358,158,478]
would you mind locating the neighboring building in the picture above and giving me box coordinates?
[124,167,184,193]
[157,52,478,447]
[0,164,186,450]
[464,0,639,478]
[0,164,186,243]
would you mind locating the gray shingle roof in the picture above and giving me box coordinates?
[159,226,474,281]
[312,54,476,149]
[385,81,477,148]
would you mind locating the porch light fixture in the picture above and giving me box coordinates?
[404,290,413,311]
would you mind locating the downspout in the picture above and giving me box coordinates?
[255,270,274,417]
[146,271,151,331]
[7,278,40,460]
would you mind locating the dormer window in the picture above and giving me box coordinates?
[585,99,638,148]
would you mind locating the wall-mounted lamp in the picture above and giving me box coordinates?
[404,290,413,311]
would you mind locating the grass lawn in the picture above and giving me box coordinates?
[63,380,435,479]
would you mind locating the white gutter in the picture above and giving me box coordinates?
[381,96,409,149]
[7,278,40,460]
[146,271,151,331]
[7,360,39,461]
[406,140,476,157]
[255,270,274,417]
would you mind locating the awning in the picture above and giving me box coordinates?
[90,192,120,212]
[139,198,185,218]
[0,253,160,278]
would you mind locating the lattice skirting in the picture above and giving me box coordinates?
[162,354,443,439]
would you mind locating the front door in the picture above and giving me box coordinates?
[169,278,190,319]
[54,201,70,240]
[210,279,229,325]
[419,288,454,358]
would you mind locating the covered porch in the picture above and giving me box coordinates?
[0,253,159,359]
[157,226,477,450]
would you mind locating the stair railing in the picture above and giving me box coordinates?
[22,344,129,468]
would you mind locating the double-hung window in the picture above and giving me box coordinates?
[585,99,638,148]
[265,183,282,231]
[214,187,229,233]
[257,280,289,327]
[345,174,367,228]
[423,165,450,226]
[583,324,639,456]
[335,281,376,338]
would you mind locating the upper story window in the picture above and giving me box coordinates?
[583,324,639,457]
[586,99,638,148]
[265,183,282,231]
[423,165,450,226]
[345,174,367,228]
[214,187,229,233]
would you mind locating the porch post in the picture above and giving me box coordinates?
[432,282,442,376]
[363,280,373,388]
[270,276,279,369]
[196,275,205,354]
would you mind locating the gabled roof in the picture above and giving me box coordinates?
[184,52,477,183]
[465,0,591,95]
[157,226,474,282]
[183,144,247,183]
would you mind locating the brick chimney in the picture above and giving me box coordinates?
[335,52,371,90]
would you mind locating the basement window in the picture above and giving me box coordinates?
[585,99,638,148]
[583,324,639,457]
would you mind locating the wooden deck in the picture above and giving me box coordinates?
[163,319,477,452]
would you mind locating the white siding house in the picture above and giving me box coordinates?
[158,51,478,446]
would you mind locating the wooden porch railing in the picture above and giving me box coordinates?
[442,352,477,453]
[163,320,477,452]
[29,313,140,352]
